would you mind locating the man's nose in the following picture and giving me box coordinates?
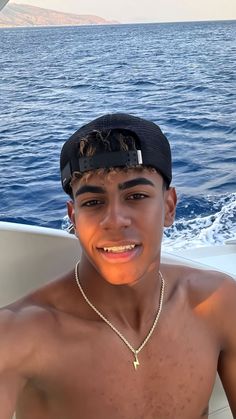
[99,201,131,230]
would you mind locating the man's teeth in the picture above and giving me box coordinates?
[103,244,136,253]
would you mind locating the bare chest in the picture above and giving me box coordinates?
[16,312,219,419]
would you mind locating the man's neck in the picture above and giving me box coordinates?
[77,257,164,333]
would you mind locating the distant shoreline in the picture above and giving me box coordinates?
[0,23,119,28]
[0,19,235,29]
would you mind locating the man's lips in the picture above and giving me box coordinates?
[99,244,137,253]
[96,243,142,261]
[97,241,141,252]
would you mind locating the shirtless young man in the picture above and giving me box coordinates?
[0,113,236,419]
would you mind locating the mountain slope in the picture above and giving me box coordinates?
[0,3,118,27]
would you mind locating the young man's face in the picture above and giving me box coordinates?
[68,168,177,285]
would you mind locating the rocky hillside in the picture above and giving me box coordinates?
[0,3,118,27]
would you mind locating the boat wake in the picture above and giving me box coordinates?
[163,192,236,251]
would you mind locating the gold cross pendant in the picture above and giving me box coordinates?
[133,352,140,370]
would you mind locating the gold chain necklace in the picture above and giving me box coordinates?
[75,261,165,370]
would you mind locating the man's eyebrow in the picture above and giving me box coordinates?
[118,177,155,190]
[75,185,105,197]
[75,177,155,197]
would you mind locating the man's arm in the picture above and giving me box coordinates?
[0,373,26,418]
[217,277,236,417]
[0,309,27,418]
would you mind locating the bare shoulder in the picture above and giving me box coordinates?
[162,262,236,335]
[162,262,235,299]
[0,302,56,374]
[183,265,236,312]
[0,272,74,374]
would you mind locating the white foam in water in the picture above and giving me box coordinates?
[163,193,236,251]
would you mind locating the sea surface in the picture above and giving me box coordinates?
[0,20,236,251]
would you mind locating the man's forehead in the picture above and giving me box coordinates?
[77,167,157,185]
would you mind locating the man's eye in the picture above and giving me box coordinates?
[82,199,103,207]
[127,193,147,200]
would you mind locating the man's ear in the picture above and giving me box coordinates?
[67,200,75,226]
[164,187,177,227]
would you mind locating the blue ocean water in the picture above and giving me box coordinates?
[0,20,236,250]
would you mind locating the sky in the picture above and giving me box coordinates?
[9,0,236,23]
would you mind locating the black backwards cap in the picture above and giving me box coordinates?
[60,113,172,195]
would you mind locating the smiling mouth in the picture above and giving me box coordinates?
[102,244,137,253]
